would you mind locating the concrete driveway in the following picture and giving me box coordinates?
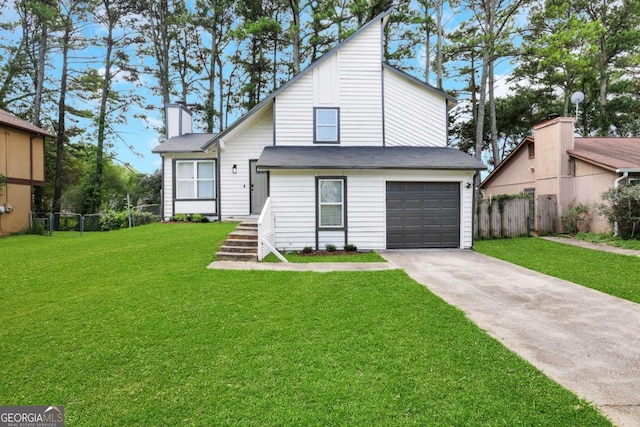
[381,249,640,427]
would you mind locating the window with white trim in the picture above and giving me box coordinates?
[314,107,339,143]
[176,160,215,199]
[318,179,344,228]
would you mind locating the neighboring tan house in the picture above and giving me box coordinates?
[480,116,640,233]
[0,109,52,235]
[153,10,486,253]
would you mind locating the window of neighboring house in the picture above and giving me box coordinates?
[528,142,535,159]
[314,107,340,143]
[176,160,215,199]
[318,178,345,228]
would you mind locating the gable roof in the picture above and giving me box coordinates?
[257,146,486,170]
[201,9,393,151]
[152,133,217,153]
[0,109,54,137]
[478,136,533,189]
[569,138,640,171]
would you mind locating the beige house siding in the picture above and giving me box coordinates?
[481,143,535,197]
[574,160,617,233]
[0,125,47,235]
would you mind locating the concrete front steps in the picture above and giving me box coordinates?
[215,221,258,262]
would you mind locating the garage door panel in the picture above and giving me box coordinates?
[386,182,460,249]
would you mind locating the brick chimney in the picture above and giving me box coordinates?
[165,102,193,139]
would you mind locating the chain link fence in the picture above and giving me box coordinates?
[31,205,161,236]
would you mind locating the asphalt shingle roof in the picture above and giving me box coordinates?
[570,137,640,170]
[152,133,217,153]
[256,146,486,170]
[0,109,54,137]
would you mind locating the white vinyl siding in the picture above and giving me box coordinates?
[338,21,383,147]
[274,21,383,147]
[269,169,475,251]
[219,109,274,217]
[383,67,448,147]
[270,171,317,250]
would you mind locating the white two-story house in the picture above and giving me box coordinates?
[153,10,486,255]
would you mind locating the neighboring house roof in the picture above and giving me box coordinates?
[479,136,533,189]
[152,133,217,153]
[569,138,640,171]
[257,146,486,170]
[0,108,54,137]
[201,9,394,151]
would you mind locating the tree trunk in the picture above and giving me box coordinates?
[489,60,499,166]
[53,26,71,217]
[288,0,300,75]
[93,15,115,214]
[33,23,47,127]
[436,0,444,90]
[475,49,489,162]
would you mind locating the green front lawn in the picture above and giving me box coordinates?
[475,237,640,304]
[0,224,609,425]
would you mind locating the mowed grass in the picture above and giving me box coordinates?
[475,237,640,304]
[0,224,610,426]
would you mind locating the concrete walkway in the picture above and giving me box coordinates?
[542,236,640,257]
[208,260,395,272]
[380,249,640,427]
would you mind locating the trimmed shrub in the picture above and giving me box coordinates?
[599,184,640,239]
[344,244,357,252]
[325,244,337,252]
[561,201,590,235]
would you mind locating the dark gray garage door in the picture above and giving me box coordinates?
[386,182,460,248]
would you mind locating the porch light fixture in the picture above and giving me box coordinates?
[232,164,237,174]
[465,182,472,189]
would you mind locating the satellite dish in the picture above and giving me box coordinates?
[571,91,585,120]
[570,91,585,104]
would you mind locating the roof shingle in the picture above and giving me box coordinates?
[257,146,486,170]
[152,133,217,153]
[0,109,54,137]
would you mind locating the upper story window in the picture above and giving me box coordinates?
[176,160,215,199]
[314,107,340,143]
[528,142,535,159]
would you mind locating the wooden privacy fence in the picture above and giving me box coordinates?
[475,198,530,239]
[536,194,558,235]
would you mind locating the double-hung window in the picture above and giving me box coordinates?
[176,160,215,199]
[314,107,340,143]
[318,178,344,228]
